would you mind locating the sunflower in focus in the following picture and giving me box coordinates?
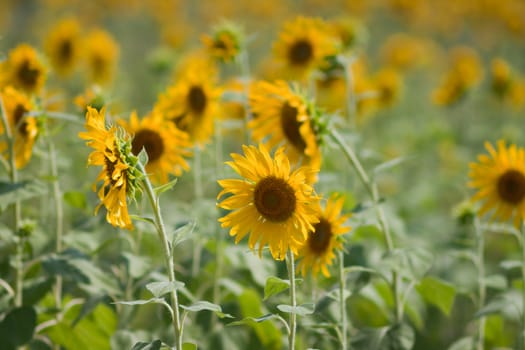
[154,65,221,145]
[297,195,350,277]
[0,44,47,94]
[44,18,81,77]
[273,16,339,79]
[119,110,192,184]
[201,22,243,63]
[248,80,321,181]
[84,29,119,85]
[469,140,525,228]
[78,106,140,230]
[217,144,320,260]
[0,86,38,169]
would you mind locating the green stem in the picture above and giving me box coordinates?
[341,55,357,127]
[338,251,348,350]
[238,47,251,144]
[192,146,203,277]
[330,129,401,322]
[138,162,182,349]
[520,222,525,350]
[286,249,297,350]
[212,120,224,328]
[473,218,485,350]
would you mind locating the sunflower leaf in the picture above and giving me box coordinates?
[146,281,185,298]
[415,276,456,316]
[0,180,48,210]
[373,156,414,177]
[153,178,178,196]
[137,148,149,166]
[263,276,290,300]
[277,303,315,316]
[131,340,162,350]
[171,221,196,248]
[227,314,277,327]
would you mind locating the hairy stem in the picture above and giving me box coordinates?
[286,250,297,350]
[473,218,485,350]
[339,251,348,350]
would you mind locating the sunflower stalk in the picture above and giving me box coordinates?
[330,129,401,322]
[137,162,183,349]
[340,54,358,127]
[473,218,485,350]
[338,250,348,350]
[521,222,525,350]
[192,146,203,277]
[286,249,297,350]
[238,47,252,144]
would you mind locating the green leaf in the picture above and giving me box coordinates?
[351,323,415,350]
[416,276,456,316]
[474,291,522,320]
[277,303,315,316]
[132,340,162,350]
[180,301,221,313]
[264,276,290,300]
[0,180,48,210]
[446,337,474,350]
[122,252,152,279]
[110,330,137,350]
[182,343,198,350]
[63,191,87,209]
[171,221,196,248]
[146,281,185,298]
[228,314,278,327]
[0,306,36,349]
[500,259,522,271]
[381,248,433,281]
[484,274,507,290]
[137,148,149,166]
[114,298,161,306]
[373,156,413,176]
[153,178,178,196]
[352,225,384,243]
[130,215,156,226]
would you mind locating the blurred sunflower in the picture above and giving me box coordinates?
[217,144,320,260]
[297,195,350,277]
[44,18,81,77]
[0,44,46,94]
[78,106,139,230]
[469,140,525,228]
[273,16,339,79]
[201,22,243,63]
[154,66,221,145]
[119,110,192,184]
[84,29,119,85]
[491,58,513,98]
[248,80,321,181]
[0,86,38,169]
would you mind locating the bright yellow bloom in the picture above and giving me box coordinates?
[78,107,134,230]
[0,86,38,169]
[469,140,525,228]
[44,18,81,77]
[0,44,47,94]
[84,29,119,85]
[217,144,320,260]
[297,195,350,277]
[119,110,192,184]
[248,80,321,182]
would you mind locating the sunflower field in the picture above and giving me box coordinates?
[1,1,525,349]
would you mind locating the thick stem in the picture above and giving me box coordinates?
[192,146,203,277]
[212,120,224,328]
[138,163,182,349]
[338,251,348,350]
[520,222,525,350]
[286,250,297,350]
[473,218,485,350]
[330,129,401,322]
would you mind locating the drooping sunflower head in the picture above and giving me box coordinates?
[468,140,525,228]
[273,16,339,79]
[83,29,119,85]
[217,144,320,260]
[0,86,38,169]
[491,58,513,98]
[297,194,351,277]
[1,44,47,94]
[119,110,192,184]
[248,80,322,181]
[74,85,106,114]
[201,21,243,63]
[329,16,367,52]
[44,18,81,77]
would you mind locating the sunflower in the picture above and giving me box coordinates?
[84,29,119,85]
[119,110,192,184]
[469,140,525,228]
[44,18,81,77]
[0,86,38,169]
[154,65,221,145]
[248,80,321,181]
[201,22,242,63]
[273,16,339,79]
[297,195,350,277]
[0,44,47,94]
[78,106,138,230]
[217,144,320,260]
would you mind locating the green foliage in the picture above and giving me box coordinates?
[0,306,36,350]
[0,180,47,210]
[351,323,415,350]
[416,276,457,316]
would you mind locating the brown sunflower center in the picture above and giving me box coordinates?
[214,39,227,50]
[13,104,29,136]
[308,218,332,254]
[131,129,164,163]
[280,102,306,152]
[254,176,296,222]
[59,39,73,61]
[289,39,313,65]
[17,60,39,88]
[188,86,207,114]
[497,169,525,205]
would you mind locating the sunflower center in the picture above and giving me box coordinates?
[17,60,39,87]
[131,129,164,163]
[214,39,227,50]
[254,176,296,222]
[104,148,118,186]
[497,169,525,205]
[309,218,332,254]
[280,102,307,152]
[13,104,29,136]
[289,39,314,65]
[59,39,72,61]
[188,86,207,114]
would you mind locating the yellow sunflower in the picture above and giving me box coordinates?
[0,86,38,169]
[84,29,119,85]
[217,144,320,260]
[469,140,525,228]
[297,195,350,277]
[201,22,242,63]
[0,44,47,94]
[78,106,136,230]
[119,110,192,184]
[273,16,339,79]
[248,80,321,181]
[44,18,81,77]
[154,66,221,145]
